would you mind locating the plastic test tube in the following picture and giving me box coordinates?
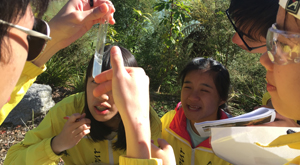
[92,12,110,78]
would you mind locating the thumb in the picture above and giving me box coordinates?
[157,138,172,150]
[82,3,110,23]
[110,46,126,77]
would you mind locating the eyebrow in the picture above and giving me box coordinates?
[183,81,213,89]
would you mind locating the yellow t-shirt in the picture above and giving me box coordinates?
[0,62,46,125]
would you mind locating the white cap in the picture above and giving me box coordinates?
[279,0,300,20]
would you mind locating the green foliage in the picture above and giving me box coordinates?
[36,28,96,88]
[227,52,267,113]
[37,0,268,118]
[150,92,179,117]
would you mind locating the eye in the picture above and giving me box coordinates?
[201,89,209,93]
[184,86,191,89]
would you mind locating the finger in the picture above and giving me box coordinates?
[93,67,135,84]
[75,129,91,140]
[108,12,115,25]
[151,142,161,157]
[94,69,113,83]
[81,3,115,25]
[93,80,112,97]
[90,0,113,10]
[156,138,173,151]
[69,113,83,122]
[73,124,91,135]
[110,46,127,77]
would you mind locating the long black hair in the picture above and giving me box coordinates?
[0,0,50,62]
[179,57,230,110]
[84,45,138,151]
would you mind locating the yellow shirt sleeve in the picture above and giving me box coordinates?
[262,92,271,106]
[119,155,162,165]
[4,93,85,165]
[150,107,162,146]
[0,62,46,125]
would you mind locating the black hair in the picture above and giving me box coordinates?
[179,57,230,110]
[0,0,50,62]
[228,0,278,41]
[84,45,138,151]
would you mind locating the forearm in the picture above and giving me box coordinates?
[4,138,61,165]
[122,112,151,159]
[31,36,62,67]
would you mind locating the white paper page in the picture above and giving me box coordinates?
[211,127,300,165]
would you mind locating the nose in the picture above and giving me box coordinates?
[232,32,243,45]
[260,51,273,71]
[188,91,200,101]
[98,93,109,101]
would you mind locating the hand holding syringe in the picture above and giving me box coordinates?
[92,5,111,78]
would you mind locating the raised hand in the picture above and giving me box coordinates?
[93,46,151,159]
[51,113,91,155]
[151,138,176,165]
[34,0,115,66]
[258,112,300,127]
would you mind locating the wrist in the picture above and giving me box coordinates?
[51,136,66,155]
[123,117,151,159]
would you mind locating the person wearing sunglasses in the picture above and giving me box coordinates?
[0,0,173,164]
[0,0,117,125]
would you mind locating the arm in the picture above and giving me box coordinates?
[31,0,115,67]
[4,95,91,164]
[94,46,174,164]
[4,108,63,164]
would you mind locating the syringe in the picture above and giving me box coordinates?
[92,12,110,78]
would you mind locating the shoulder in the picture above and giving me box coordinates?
[161,102,181,122]
[161,110,176,127]
[49,92,85,115]
[150,107,161,127]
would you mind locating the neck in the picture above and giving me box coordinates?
[190,109,219,136]
[104,114,121,131]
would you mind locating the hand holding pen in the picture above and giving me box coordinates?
[51,113,91,155]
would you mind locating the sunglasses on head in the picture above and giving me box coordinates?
[0,18,51,61]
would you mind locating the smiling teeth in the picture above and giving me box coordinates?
[95,106,106,111]
[189,105,199,110]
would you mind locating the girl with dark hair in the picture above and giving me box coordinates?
[161,57,231,165]
[5,45,162,164]
[0,0,116,125]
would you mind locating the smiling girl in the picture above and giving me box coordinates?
[5,45,162,165]
[161,57,231,165]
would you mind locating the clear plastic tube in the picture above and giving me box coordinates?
[92,22,108,78]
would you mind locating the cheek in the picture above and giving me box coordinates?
[275,66,300,98]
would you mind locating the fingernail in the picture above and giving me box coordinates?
[99,4,108,13]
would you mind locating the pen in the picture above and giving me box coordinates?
[63,116,83,122]
[89,0,94,8]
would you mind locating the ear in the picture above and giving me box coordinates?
[218,100,226,107]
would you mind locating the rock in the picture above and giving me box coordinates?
[4,83,55,125]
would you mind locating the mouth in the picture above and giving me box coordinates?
[187,105,201,111]
[266,83,276,92]
[95,106,108,111]
[94,103,111,115]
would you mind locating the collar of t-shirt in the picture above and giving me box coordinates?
[186,118,208,148]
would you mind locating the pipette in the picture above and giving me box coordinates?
[92,10,110,78]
